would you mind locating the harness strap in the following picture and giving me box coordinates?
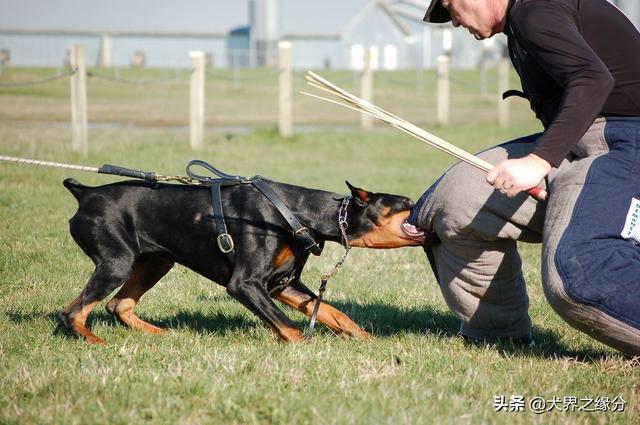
[251,176,322,256]
[98,164,158,182]
[210,181,235,263]
[502,89,529,100]
[185,160,323,259]
[186,159,246,182]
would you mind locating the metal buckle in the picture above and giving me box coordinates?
[217,233,235,254]
[293,227,321,254]
[294,226,309,236]
[306,242,321,252]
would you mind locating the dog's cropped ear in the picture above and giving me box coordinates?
[345,181,371,207]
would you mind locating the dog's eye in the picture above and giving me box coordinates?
[402,199,414,208]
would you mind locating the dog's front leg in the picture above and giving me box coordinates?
[274,281,369,338]
[226,277,304,342]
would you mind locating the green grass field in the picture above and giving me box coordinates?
[0,68,638,424]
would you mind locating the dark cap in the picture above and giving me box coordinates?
[423,0,452,23]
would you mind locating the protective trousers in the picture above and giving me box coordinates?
[410,117,640,354]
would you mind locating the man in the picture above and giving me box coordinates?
[409,0,640,354]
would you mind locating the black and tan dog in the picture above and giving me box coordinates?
[59,176,424,344]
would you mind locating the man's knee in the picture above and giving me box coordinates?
[410,135,546,342]
[542,269,640,356]
[430,238,532,340]
[542,148,640,355]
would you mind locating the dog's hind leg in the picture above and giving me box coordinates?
[105,254,174,334]
[59,256,137,345]
[274,281,369,338]
[58,294,104,344]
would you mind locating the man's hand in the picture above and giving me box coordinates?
[486,154,552,198]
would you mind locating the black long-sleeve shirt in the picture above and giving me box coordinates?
[505,0,640,167]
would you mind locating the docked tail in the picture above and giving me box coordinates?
[63,178,88,201]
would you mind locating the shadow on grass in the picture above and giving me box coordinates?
[85,309,260,337]
[330,300,460,338]
[6,305,618,361]
[164,305,617,360]
[152,310,259,335]
[6,309,259,340]
[342,302,622,363]
[329,300,615,360]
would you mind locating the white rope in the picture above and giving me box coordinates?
[0,155,99,173]
[304,71,493,172]
[302,71,548,202]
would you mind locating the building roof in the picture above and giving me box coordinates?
[278,0,369,35]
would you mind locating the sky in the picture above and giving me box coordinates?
[1,0,637,34]
[0,0,251,33]
[0,0,372,34]
[0,0,430,68]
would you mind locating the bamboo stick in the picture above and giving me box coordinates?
[302,71,547,202]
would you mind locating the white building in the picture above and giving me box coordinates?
[0,0,638,69]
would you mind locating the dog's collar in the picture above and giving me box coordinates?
[337,196,351,250]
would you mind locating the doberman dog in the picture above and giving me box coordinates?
[58,174,424,344]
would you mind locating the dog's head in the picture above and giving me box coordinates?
[344,181,425,248]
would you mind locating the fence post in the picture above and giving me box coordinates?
[479,64,488,96]
[0,49,11,77]
[99,33,112,67]
[361,48,373,130]
[497,57,510,128]
[190,51,205,150]
[278,41,293,138]
[69,44,88,156]
[436,55,450,125]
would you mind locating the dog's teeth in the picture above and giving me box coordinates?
[402,221,424,237]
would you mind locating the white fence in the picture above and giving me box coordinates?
[0,43,513,155]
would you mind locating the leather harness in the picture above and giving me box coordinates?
[188,160,350,339]
[185,160,323,264]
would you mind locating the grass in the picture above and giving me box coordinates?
[0,67,532,127]
[0,68,638,424]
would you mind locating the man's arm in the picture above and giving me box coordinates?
[488,2,614,196]
[513,2,614,168]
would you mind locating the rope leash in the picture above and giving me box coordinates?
[0,155,198,185]
[0,155,99,173]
